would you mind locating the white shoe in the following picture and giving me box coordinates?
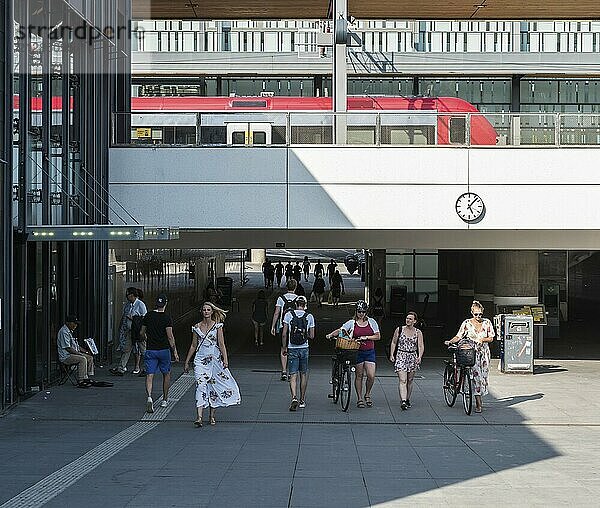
[146,397,154,413]
[132,369,140,374]
[298,401,306,409]
[160,399,168,408]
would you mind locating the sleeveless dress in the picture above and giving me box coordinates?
[456,318,495,397]
[394,326,420,372]
[192,323,241,409]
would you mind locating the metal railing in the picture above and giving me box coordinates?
[111,111,600,148]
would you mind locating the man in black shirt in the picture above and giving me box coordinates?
[140,294,179,413]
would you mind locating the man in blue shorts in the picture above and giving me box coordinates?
[140,294,179,413]
[282,296,315,411]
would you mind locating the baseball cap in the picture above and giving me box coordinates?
[155,294,168,307]
[66,314,80,324]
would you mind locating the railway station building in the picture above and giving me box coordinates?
[2,0,600,409]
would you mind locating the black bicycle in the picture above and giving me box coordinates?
[442,345,474,415]
[327,337,358,412]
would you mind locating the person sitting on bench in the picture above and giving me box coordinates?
[57,315,94,388]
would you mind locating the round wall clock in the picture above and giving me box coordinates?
[455,192,485,223]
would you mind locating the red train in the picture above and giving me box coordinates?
[16,95,498,146]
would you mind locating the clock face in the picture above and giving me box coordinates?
[455,192,485,223]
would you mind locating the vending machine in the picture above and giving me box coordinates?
[494,314,534,373]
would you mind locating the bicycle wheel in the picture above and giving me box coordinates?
[332,359,340,404]
[339,366,352,412]
[461,368,473,415]
[443,363,457,407]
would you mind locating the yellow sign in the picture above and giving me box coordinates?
[136,128,151,138]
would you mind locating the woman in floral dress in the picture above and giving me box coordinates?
[184,302,241,427]
[389,311,424,410]
[445,300,495,413]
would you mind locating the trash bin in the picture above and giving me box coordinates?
[216,276,233,307]
[494,314,534,373]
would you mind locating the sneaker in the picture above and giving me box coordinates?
[400,400,408,411]
[146,397,154,413]
[132,369,140,375]
[298,400,306,409]
[160,399,168,408]
[406,400,412,408]
[289,398,298,411]
[109,368,124,377]
[280,372,287,381]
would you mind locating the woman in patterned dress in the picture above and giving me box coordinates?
[184,302,241,427]
[389,311,424,410]
[445,300,495,413]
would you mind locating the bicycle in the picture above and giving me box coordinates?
[442,344,474,415]
[326,335,359,412]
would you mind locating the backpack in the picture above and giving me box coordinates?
[289,311,309,345]
[280,295,297,324]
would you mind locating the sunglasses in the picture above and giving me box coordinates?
[357,310,366,314]
[473,312,483,317]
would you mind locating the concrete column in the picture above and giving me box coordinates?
[250,249,266,264]
[494,250,538,305]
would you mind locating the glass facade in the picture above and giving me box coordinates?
[8,0,130,403]
[386,250,439,308]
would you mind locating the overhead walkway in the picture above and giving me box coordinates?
[109,111,600,249]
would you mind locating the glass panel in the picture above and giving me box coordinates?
[347,128,375,144]
[415,255,438,278]
[386,280,413,303]
[231,131,245,145]
[386,255,413,277]
[415,280,439,303]
[252,131,266,144]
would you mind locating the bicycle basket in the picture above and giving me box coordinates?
[455,348,476,367]
[335,337,360,350]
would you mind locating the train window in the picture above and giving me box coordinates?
[200,126,227,145]
[231,131,246,145]
[252,131,267,144]
[231,100,267,108]
[449,117,467,144]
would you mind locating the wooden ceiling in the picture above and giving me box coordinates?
[132,0,600,20]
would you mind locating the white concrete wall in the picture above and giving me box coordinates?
[109,146,600,231]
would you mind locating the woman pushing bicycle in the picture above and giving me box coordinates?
[444,300,495,413]
[326,300,380,408]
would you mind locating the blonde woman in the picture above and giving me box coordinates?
[444,300,494,413]
[184,302,241,427]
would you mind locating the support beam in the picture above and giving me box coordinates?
[333,0,347,144]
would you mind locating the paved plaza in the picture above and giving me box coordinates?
[0,355,599,507]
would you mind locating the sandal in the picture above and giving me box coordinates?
[194,420,203,428]
[365,396,373,408]
[357,400,366,408]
